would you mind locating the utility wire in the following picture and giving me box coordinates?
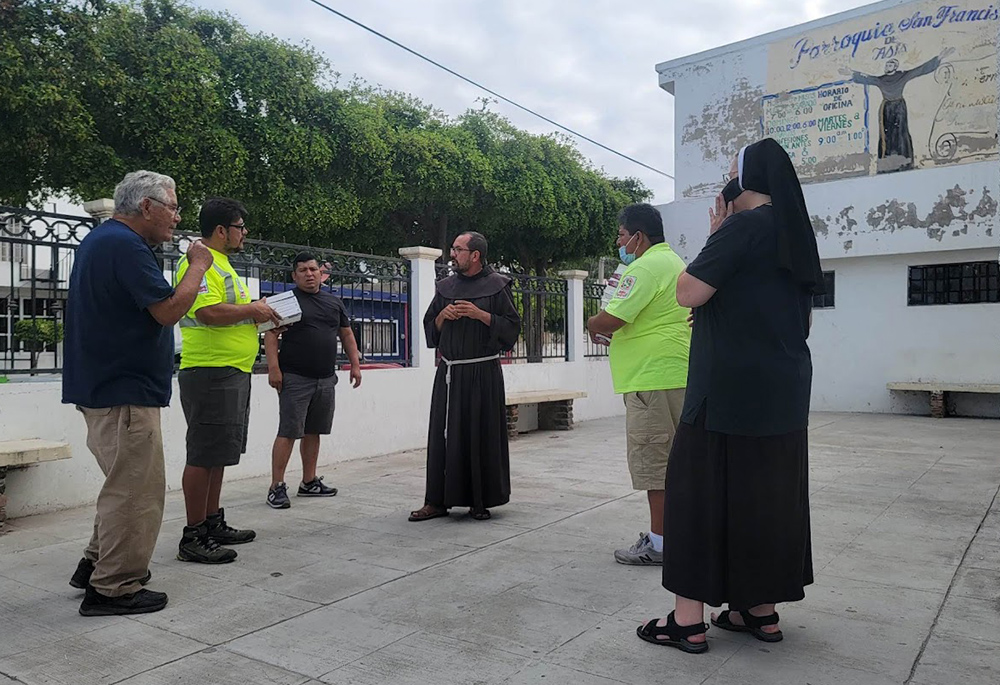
[302,0,674,179]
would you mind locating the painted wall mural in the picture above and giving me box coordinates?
[764,1,998,181]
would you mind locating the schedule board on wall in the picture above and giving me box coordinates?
[762,82,870,177]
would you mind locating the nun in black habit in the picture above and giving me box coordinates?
[636,138,822,654]
[409,231,521,522]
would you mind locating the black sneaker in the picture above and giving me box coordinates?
[79,585,167,616]
[206,507,256,545]
[267,482,291,509]
[177,523,238,564]
[69,558,151,590]
[298,476,338,497]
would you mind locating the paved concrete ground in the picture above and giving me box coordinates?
[1,413,999,685]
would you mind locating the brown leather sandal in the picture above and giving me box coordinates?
[408,505,449,522]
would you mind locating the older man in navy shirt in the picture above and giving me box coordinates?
[62,171,213,616]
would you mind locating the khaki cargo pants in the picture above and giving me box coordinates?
[624,388,686,491]
[78,406,166,597]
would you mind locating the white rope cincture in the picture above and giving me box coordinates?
[440,354,500,442]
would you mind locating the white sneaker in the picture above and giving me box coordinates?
[614,532,663,565]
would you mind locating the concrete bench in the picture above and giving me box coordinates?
[887,382,1000,418]
[0,439,71,527]
[504,390,587,438]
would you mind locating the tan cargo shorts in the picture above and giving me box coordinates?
[624,388,686,491]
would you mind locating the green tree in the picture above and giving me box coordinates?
[0,0,105,205]
[0,0,651,270]
[360,90,492,254]
[13,318,63,373]
[457,109,650,275]
[453,109,649,360]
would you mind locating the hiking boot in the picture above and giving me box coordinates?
[79,585,167,616]
[614,532,663,566]
[267,482,291,509]
[206,507,256,545]
[298,476,338,497]
[70,558,151,590]
[177,523,238,564]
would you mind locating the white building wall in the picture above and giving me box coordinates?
[811,247,1000,415]
[0,359,621,519]
[655,0,1000,415]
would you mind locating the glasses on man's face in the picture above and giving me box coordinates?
[147,197,181,215]
[227,223,248,233]
[450,246,472,254]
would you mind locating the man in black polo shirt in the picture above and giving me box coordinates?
[264,252,362,509]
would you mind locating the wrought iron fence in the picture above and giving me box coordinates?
[435,261,453,281]
[0,207,95,375]
[509,274,567,362]
[433,266,569,363]
[583,279,610,358]
[0,206,411,375]
[172,238,412,368]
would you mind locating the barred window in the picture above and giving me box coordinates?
[352,320,398,357]
[908,261,1000,306]
[0,241,25,263]
[0,299,7,353]
[812,271,835,309]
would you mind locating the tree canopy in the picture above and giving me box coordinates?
[0,0,651,272]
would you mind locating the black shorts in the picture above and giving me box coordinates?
[278,373,336,439]
[178,366,251,468]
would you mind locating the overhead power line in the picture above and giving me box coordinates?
[302,0,674,180]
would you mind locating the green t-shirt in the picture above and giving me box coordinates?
[604,243,691,393]
[176,247,259,373]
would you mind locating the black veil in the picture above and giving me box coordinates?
[739,138,824,294]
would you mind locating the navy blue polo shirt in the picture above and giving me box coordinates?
[62,219,175,408]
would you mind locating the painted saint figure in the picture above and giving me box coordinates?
[840,48,955,173]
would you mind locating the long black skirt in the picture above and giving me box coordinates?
[662,410,813,609]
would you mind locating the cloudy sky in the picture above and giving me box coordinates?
[187,0,875,204]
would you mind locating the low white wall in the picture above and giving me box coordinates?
[1,359,622,519]
[810,248,1000,416]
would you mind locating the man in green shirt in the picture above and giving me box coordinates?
[175,198,280,564]
[587,203,691,565]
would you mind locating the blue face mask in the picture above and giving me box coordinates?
[619,233,639,265]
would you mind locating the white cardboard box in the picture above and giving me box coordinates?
[257,289,302,332]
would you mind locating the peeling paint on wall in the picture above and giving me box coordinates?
[813,207,860,238]
[843,240,854,252]
[682,182,721,198]
[811,186,997,244]
[862,186,997,242]
[810,155,873,184]
[681,77,764,195]
[838,206,858,233]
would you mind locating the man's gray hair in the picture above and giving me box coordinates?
[113,171,176,215]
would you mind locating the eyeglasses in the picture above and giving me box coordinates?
[147,197,181,215]
[450,247,473,253]
[226,223,248,233]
